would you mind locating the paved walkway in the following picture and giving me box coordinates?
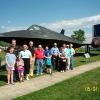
[0,61,100,100]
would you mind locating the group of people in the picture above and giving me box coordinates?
[5,39,75,85]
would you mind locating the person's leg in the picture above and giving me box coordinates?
[36,59,40,75]
[52,57,55,70]
[21,71,24,82]
[18,71,21,81]
[11,70,14,84]
[49,67,52,74]
[67,57,70,70]
[40,59,43,74]
[59,60,63,72]
[20,71,24,81]
[25,59,30,80]
[7,70,10,84]
[70,56,74,70]
[23,58,26,76]
[63,62,67,71]
[55,57,58,70]
[13,70,16,81]
[30,58,35,76]
[46,66,49,73]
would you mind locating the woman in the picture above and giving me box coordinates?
[19,44,32,80]
[59,47,67,72]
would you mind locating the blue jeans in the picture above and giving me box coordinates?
[70,55,74,69]
[36,59,44,74]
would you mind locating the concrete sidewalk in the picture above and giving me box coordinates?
[0,61,100,100]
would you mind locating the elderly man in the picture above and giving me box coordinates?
[35,45,45,75]
[51,43,59,70]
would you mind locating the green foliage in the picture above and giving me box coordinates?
[0,52,6,60]
[71,29,86,43]
[0,41,9,47]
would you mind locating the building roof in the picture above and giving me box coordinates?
[0,25,81,44]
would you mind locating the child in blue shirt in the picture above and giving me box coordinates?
[44,46,52,75]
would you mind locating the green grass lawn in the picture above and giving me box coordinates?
[0,50,100,87]
[14,67,100,100]
[74,50,100,67]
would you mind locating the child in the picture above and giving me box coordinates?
[44,46,52,75]
[5,47,16,85]
[17,57,24,82]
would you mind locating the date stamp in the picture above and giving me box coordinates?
[85,86,100,92]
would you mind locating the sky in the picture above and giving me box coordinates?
[0,0,100,43]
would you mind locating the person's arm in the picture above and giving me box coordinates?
[13,60,16,67]
[29,50,32,64]
[12,56,16,67]
[5,55,10,67]
[73,49,75,55]
[51,48,53,55]
[16,61,19,67]
[22,60,24,66]
[19,51,22,58]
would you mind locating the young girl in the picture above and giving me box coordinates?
[17,57,24,82]
[5,47,16,85]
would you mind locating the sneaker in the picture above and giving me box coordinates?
[67,67,69,70]
[11,83,15,85]
[6,83,10,85]
[40,73,43,75]
[62,70,64,72]
[26,77,30,80]
[36,74,39,76]
[50,73,53,76]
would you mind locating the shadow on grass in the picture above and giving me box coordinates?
[0,65,7,83]
[0,75,7,82]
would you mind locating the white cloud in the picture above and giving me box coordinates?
[40,15,100,32]
[0,26,28,33]
[5,26,27,32]
[1,15,100,43]
[40,14,100,43]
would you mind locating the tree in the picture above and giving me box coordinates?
[71,29,86,43]
[0,41,9,47]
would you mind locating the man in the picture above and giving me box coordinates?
[35,45,45,75]
[10,39,20,81]
[10,39,20,57]
[70,44,75,70]
[28,41,35,77]
[51,43,59,70]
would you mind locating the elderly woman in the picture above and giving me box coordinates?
[70,44,75,70]
[28,41,35,77]
[19,44,32,80]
